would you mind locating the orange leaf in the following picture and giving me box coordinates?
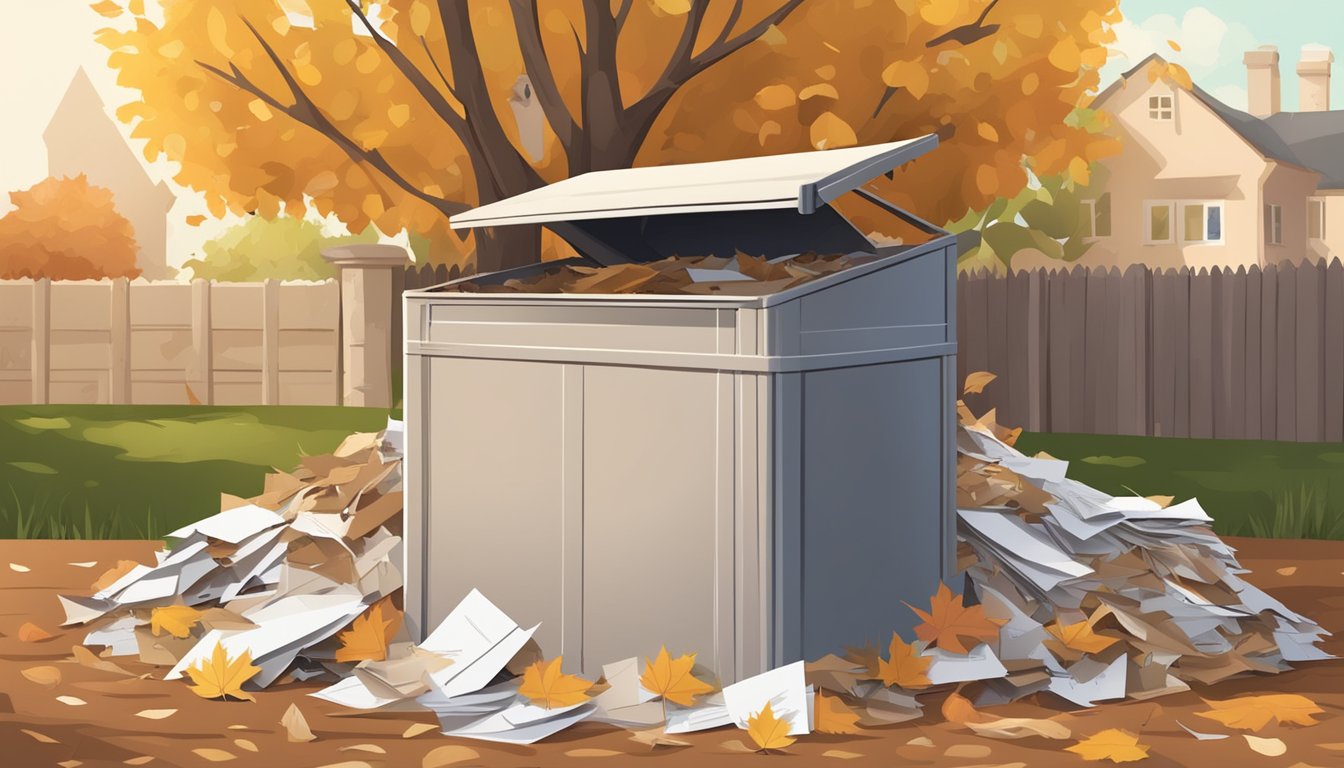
[335,598,401,663]
[963,371,997,395]
[941,691,990,724]
[813,691,861,734]
[92,559,141,591]
[1065,729,1149,762]
[876,633,931,689]
[906,583,1002,655]
[1194,694,1324,731]
[746,701,795,751]
[19,622,53,642]
[185,214,206,227]
[1044,619,1118,656]
[518,656,592,709]
[810,112,857,150]
[1167,39,1182,52]
[640,646,715,707]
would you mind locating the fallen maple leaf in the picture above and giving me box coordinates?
[906,583,1003,654]
[151,605,204,639]
[1044,619,1119,656]
[91,559,141,591]
[1195,694,1323,731]
[629,726,691,748]
[518,656,592,709]
[963,371,997,395]
[640,646,715,707]
[875,632,931,689]
[814,691,861,734]
[941,691,989,724]
[185,642,259,701]
[334,598,401,663]
[18,622,52,642]
[746,701,796,752]
[1065,729,1150,763]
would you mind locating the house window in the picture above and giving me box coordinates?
[1182,202,1224,244]
[1148,95,1173,120]
[1081,193,1112,238]
[1146,201,1175,243]
[1309,198,1326,239]
[1266,204,1283,245]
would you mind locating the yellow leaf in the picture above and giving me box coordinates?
[881,60,929,100]
[335,598,401,663]
[1068,157,1091,186]
[1044,619,1117,655]
[754,84,796,111]
[90,0,122,18]
[1065,729,1150,762]
[21,665,61,686]
[810,112,857,150]
[151,605,203,639]
[191,748,236,762]
[281,702,316,743]
[640,646,715,707]
[758,121,782,147]
[518,656,592,709]
[1021,72,1040,96]
[91,559,140,591]
[1195,694,1324,731]
[876,633,931,689]
[1243,735,1286,757]
[963,371,996,395]
[1166,62,1193,91]
[919,0,959,26]
[906,583,1003,654]
[185,642,260,701]
[388,104,411,128]
[976,123,1000,143]
[409,1,432,36]
[746,701,796,751]
[1167,39,1182,52]
[1048,37,1081,73]
[128,0,143,13]
[248,99,273,122]
[651,0,691,14]
[799,83,839,101]
[207,7,233,57]
[814,691,861,734]
[185,214,206,227]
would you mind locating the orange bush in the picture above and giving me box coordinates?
[0,175,140,280]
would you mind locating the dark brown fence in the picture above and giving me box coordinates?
[957,260,1344,442]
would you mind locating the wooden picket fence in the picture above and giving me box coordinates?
[957,259,1344,442]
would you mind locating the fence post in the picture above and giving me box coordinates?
[110,277,131,404]
[31,278,50,405]
[322,244,409,408]
[262,278,280,406]
[191,279,213,405]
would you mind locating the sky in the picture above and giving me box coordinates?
[1,1,1342,271]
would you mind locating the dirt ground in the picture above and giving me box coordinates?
[2,537,1342,767]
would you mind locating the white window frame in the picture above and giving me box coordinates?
[1144,200,1176,244]
[1081,194,1112,240]
[1266,203,1283,246]
[1148,94,1174,121]
[1308,197,1327,240]
[1180,201,1225,245]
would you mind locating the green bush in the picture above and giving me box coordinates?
[182,216,378,282]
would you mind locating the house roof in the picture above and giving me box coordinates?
[1096,53,1344,186]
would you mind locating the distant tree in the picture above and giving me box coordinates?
[182,216,379,281]
[0,175,140,280]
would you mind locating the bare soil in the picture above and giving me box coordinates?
[2,537,1342,767]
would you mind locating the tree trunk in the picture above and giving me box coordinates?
[473,224,540,274]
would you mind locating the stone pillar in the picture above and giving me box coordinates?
[322,244,408,408]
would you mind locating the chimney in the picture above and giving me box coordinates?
[1298,46,1333,112]
[1244,45,1281,117]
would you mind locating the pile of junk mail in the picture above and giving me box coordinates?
[450,251,872,296]
[55,401,1331,746]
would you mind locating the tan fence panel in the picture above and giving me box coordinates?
[0,280,34,404]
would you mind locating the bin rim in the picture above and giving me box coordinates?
[448,135,940,231]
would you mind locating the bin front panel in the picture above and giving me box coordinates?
[426,303,729,355]
[798,357,948,660]
[424,356,567,655]
[581,365,731,675]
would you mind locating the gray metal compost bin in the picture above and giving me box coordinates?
[403,136,957,683]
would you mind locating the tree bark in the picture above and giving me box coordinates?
[474,223,541,272]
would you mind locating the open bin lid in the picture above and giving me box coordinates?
[449,135,942,266]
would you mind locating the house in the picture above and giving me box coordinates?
[1055,46,1344,271]
[43,68,176,279]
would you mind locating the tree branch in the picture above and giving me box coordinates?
[687,0,804,71]
[197,20,468,218]
[613,0,633,31]
[508,0,580,148]
[926,0,1001,47]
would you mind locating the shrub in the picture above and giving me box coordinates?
[0,175,140,280]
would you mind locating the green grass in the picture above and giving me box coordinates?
[0,405,390,539]
[1016,432,1344,540]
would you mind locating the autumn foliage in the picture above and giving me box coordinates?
[95,0,1121,271]
[0,175,141,280]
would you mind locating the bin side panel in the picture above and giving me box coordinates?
[582,365,728,676]
[427,304,723,354]
[793,249,949,357]
[798,357,948,659]
[423,356,567,655]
